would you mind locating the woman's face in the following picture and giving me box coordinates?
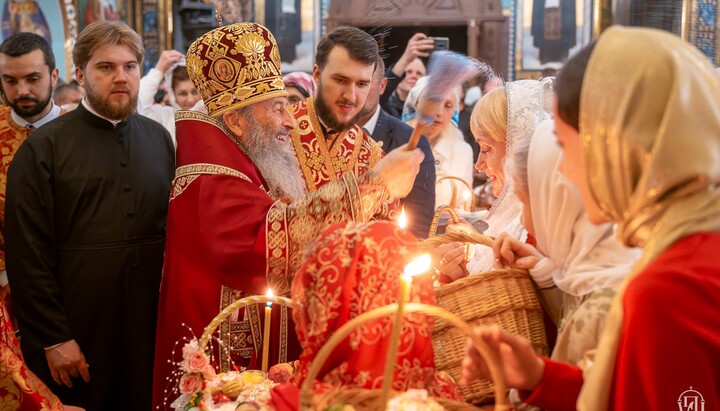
[287,86,306,106]
[474,130,507,197]
[422,95,456,144]
[553,103,608,224]
[173,79,200,110]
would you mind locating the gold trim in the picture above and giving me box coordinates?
[208,88,289,118]
[266,202,290,295]
[175,163,252,182]
[279,305,288,363]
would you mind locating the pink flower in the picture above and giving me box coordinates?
[183,351,210,373]
[268,362,294,383]
[179,373,203,394]
[202,364,216,380]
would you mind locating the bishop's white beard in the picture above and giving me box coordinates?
[241,122,306,201]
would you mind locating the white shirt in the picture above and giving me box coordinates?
[360,105,381,135]
[11,103,62,128]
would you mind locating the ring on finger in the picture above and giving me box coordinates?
[440,257,447,265]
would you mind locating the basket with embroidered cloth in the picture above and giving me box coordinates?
[423,206,548,405]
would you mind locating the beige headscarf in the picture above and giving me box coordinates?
[576,27,720,409]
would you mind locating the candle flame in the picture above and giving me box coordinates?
[463,190,471,200]
[266,288,274,307]
[398,206,407,229]
[403,254,431,278]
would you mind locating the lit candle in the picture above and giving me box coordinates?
[261,288,273,373]
[379,254,432,409]
[397,206,407,229]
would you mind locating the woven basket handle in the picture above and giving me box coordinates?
[299,303,509,410]
[428,205,461,238]
[198,295,296,352]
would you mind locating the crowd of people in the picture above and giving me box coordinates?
[0,14,717,411]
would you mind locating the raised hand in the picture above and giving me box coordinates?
[155,50,185,74]
[372,143,424,198]
[492,232,543,269]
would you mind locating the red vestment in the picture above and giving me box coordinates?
[152,112,393,409]
[0,298,62,410]
[290,97,397,219]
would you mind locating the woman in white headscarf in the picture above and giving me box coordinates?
[404,76,474,210]
[434,78,554,281]
[496,118,639,366]
[462,27,720,411]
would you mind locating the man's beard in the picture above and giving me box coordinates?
[8,82,53,118]
[314,87,362,132]
[241,120,306,200]
[85,82,138,120]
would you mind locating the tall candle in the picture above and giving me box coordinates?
[261,289,274,373]
[379,254,432,409]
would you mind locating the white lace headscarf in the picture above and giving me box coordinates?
[516,119,639,296]
[468,78,554,273]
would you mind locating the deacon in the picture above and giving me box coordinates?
[289,26,396,218]
[5,21,175,410]
[152,22,423,409]
[0,33,63,323]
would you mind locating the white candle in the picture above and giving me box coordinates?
[380,254,432,409]
[261,288,273,373]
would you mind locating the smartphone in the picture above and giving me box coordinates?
[429,36,450,52]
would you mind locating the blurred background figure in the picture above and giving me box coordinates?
[380,32,434,119]
[138,49,200,144]
[282,71,315,105]
[405,76,474,209]
[53,81,83,111]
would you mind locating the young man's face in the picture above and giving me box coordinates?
[76,43,140,120]
[0,48,58,122]
[313,46,374,132]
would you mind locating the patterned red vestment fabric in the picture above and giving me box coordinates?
[270,221,462,408]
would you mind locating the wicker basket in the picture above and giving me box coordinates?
[300,303,511,411]
[427,206,549,405]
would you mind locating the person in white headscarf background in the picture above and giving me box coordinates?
[138,49,201,144]
[433,79,553,281]
[462,26,720,411]
[496,118,639,367]
[405,76,474,211]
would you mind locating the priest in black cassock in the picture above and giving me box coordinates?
[4,21,174,410]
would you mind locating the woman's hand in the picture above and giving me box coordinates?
[431,242,469,281]
[492,232,543,269]
[461,325,545,391]
[446,217,477,236]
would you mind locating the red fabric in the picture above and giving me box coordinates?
[0,299,62,410]
[152,118,297,409]
[269,221,462,410]
[521,232,720,411]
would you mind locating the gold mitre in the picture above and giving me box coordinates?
[185,22,287,118]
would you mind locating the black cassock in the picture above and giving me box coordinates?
[5,103,174,410]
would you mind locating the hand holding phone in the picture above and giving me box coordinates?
[428,37,450,52]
